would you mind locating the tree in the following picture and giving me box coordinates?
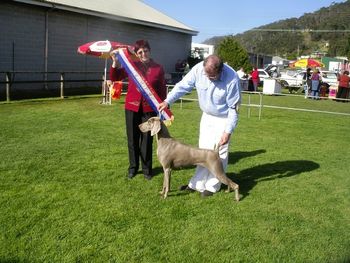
[205,1,350,61]
[216,36,251,72]
[345,37,350,60]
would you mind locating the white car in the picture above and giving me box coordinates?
[279,70,338,89]
[279,70,304,88]
[258,69,271,85]
[320,71,338,87]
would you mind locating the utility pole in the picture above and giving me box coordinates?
[297,45,300,57]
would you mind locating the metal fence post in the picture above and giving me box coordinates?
[101,75,105,104]
[258,92,263,120]
[6,72,11,102]
[60,73,64,98]
[247,93,251,118]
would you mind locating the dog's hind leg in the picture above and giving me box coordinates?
[223,178,240,202]
[206,159,240,201]
[230,184,240,202]
[210,170,240,202]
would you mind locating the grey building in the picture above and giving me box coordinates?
[248,53,273,69]
[0,0,197,97]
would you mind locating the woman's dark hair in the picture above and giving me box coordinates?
[134,40,151,53]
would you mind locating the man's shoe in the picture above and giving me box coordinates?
[144,174,153,180]
[201,190,214,198]
[179,185,195,192]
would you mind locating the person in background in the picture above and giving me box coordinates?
[174,59,186,83]
[236,67,245,79]
[183,60,190,75]
[158,55,241,198]
[336,70,350,102]
[175,59,185,72]
[237,67,248,91]
[310,69,321,100]
[110,40,167,180]
[251,67,260,92]
[303,67,312,99]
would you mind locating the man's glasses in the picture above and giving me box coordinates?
[205,70,221,80]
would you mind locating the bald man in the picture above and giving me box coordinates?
[158,55,241,197]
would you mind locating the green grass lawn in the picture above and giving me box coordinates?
[0,94,349,262]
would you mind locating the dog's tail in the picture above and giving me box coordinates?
[213,143,229,158]
[214,143,219,153]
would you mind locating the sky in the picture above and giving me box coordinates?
[142,0,346,43]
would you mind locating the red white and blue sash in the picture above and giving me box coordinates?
[116,48,173,121]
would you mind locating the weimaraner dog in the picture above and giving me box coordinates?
[139,117,240,201]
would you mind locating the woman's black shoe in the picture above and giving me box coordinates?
[128,172,136,179]
[144,174,153,180]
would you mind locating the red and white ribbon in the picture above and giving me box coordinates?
[116,48,173,121]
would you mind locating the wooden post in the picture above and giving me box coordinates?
[6,72,10,102]
[60,73,64,98]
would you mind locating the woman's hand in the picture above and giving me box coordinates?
[110,49,121,68]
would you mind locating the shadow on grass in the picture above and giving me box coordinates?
[228,159,320,200]
[229,149,267,165]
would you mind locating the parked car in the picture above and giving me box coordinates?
[320,71,338,87]
[279,70,304,89]
[258,69,271,85]
[279,70,338,92]
[264,64,282,78]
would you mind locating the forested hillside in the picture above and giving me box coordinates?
[204,1,350,59]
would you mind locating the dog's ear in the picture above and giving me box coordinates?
[151,119,161,136]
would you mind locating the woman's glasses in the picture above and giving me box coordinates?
[136,49,150,56]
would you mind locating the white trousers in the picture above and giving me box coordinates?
[188,112,230,193]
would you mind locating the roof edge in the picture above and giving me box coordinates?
[13,0,198,36]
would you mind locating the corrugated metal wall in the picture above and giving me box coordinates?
[0,1,192,93]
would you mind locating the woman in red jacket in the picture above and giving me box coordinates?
[251,67,260,92]
[110,40,167,180]
[336,70,350,102]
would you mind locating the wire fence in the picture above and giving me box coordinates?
[0,71,106,102]
[1,71,349,118]
[178,91,350,119]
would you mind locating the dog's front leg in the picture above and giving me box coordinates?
[234,185,240,202]
[160,169,166,196]
[161,167,171,199]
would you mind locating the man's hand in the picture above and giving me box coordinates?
[158,101,168,112]
[219,132,231,146]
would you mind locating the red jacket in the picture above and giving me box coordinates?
[251,69,260,83]
[110,59,167,113]
[338,74,350,88]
